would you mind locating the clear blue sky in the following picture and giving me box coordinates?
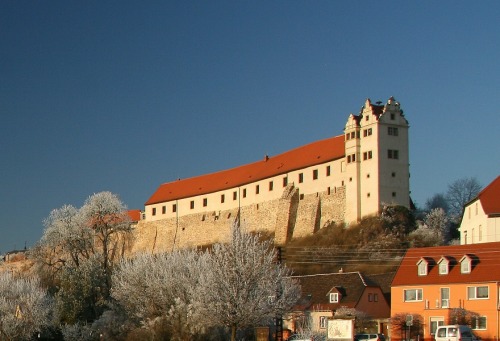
[1,1,499,253]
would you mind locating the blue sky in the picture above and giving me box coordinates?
[1,1,499,253]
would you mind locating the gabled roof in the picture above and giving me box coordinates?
[292,272,374,311]
[392,242,500,286]
[476,176,500,215]
[145,135,345,205]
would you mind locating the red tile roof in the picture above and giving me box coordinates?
[477,176,500,215]
[127,209,141,222]
[392,242,500,286]
[145,135,345,205]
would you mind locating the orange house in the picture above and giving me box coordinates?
[392,242,500,341]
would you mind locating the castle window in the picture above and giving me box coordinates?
[388,149,399,159]
[243,188,247,198]
[299,173,304,183]
[300,194,304,200]
[346,133,350,140]
[392,172,396,177]
[391,113,395,120]
[313,169,318,180]
[256,185,260,194]
[388,127,399,136]
[152,207,156,216]
[367,174,370,178]
[172,204,177,213]
[269,181,273,191]
[366,115,369,121]
[283,177,288,187]
[347,155,351,163]
[203,198,208,207]
[327,187,331,195]
[162,206,166,214]
[221,195,225,203]
[190,201,194,209]
[392,192,396,197]
[350,132,355,139]
[363,128,372,137]
[367,193,370,197]
[233,191,237,200]
[326,166,331,176]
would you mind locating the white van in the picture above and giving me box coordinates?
[434,325,480,341]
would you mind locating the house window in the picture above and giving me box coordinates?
[319,316,328,329]
[243,188,247,198]
[326,166,331,176]
[388,149,399,159]
[472,316,487,330]
[220,195,225,203]
[203,198,208,207]
[461,257,471,273]
[438,262,449,275]
[283,177,288,187]
[374,293,378,302]
[172,204,177,213]
[255,185,260,194]
[299,173,303,183]
[468,286,489,300]
[152,207,156,216]
[162,206,166,214]
[417,261,428,276]
[441,287,450,308]
[388,127,399,136]
[329,293,339,303]
[269,181,274,191]
[404,289,423,302]
[190,201,194,209]
[313,169,318,180]
[233,191,237,200]
[368,293,373,302]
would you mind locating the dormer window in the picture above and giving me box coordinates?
[460,255,472,274]
[329,293,339,303]
[417,258,429,276]
[438,257,449,275]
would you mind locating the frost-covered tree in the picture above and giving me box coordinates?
[198,226,301,341]
[425,208,449,242]
[32,192,132,296]
[112,250,207,340]
[0,272,54,340]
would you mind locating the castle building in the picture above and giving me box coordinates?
[132,97,410,252]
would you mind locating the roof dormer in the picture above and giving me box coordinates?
[417,258,430,276]
[438,256,450,275]
[460,254,473,274]
[328,287,342,303]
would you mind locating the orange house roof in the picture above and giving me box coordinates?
[145,135,345,205]
[392,242,500,286]
[477,175,500,215]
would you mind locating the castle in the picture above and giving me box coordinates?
[131,97,410,253]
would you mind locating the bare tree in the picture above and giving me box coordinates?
[446,177,482,221]
[425,193,449,213]
[198,225,301,341]
[0,272,54,340]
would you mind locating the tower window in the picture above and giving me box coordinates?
[388,149,399,159]
[392,192,397,197]
[388,127,399,136]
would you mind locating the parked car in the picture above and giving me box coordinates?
[354,334,384,341]
[434,325,480,341]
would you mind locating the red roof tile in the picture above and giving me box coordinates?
[477,176,500,215]
[145,135,345,205]
[127,209,141,222]
[392,242,500,286]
